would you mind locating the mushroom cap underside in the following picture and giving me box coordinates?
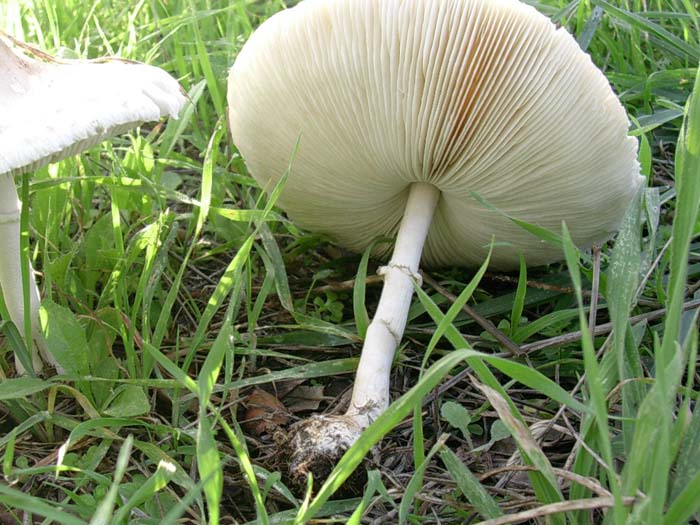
[0,35,185,177]
[228,0,643,269]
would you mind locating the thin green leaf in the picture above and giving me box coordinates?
[399,435,448,524]
[0,485,87,525]
[440,447,502,520]
[0,376,51,400]
[593,0,700,61]
[88,435,133,525]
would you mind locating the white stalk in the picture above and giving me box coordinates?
[290,182,440,479]
[0,174,51,373]
[347,182,440,424]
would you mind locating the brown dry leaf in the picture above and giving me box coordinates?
[242,388,290,436]
[0,512,20,525]
[273,379,305,398]
[284,385,326,413]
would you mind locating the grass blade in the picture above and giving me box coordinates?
[661,66,700,364]
[399,435,448,524]
[353,242,376,339]
[88,435,133,525]
[440,446,502,520]
[0,485,87,525]
[593,0,700,61]
[562,224,623,524]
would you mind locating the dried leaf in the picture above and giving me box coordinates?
[242,388,290,436]
[285,385,326,413]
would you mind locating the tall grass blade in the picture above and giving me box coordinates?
[88,435,133,525]
[593,0,700,61]
[562,224,624,524]
[661,66,700,364]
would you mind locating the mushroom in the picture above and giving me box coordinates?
[227,0,642,479]
[0,33,185,373]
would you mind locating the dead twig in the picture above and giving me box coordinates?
[486,274,588,296]
[313,274,384,293]
[588,245,601,333]
[421,272,522,356]
[519,298,700,354]
[473,496,636,525]
[478,465,613,498]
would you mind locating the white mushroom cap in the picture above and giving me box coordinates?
[228,0,642,270]
[0,34,185,176]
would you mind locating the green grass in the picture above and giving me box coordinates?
[1,0,699,523]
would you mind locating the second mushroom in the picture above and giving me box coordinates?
[228,0,642,478]
[0,33,185,373]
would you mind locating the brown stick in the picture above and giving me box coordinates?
[588,245,601,332]
[520,298,700,354]
[474,496,636,525]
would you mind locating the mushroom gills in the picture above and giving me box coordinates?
[290,182,440,480]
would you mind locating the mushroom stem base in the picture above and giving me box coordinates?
[289,414,365,485]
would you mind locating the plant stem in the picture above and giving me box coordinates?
[347,182,440,425]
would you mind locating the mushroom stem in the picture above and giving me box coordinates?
[348,181,440,424]
[0,174,50,373]
[289,182,440,482]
